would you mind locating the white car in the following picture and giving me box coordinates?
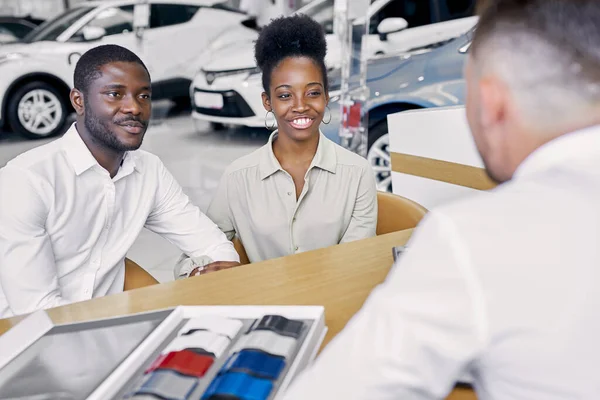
[0,0,253,139]
[190,0,477,130]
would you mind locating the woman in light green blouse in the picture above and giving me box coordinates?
[206,14,377,263]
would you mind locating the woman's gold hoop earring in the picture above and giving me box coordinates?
[265,110,276,130]
[323,105,332,124]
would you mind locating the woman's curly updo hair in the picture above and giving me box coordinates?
[254,14,329,96]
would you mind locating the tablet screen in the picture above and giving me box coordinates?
[0,310,172,400]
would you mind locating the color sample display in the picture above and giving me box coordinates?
[202,372,273,400]
[179,317,243,340]
[126,314,307,400]
[163,330,231,358]
[250,315,305,339]
[146,350,214,378]
[229,330,298,359]
[135,370,198,400]
[221,350,285,380]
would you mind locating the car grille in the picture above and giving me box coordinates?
[193,89,255,118]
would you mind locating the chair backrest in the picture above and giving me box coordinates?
[376,191,428,235]
[233,237,251,265]
[124,257,159,291]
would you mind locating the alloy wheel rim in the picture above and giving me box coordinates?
[367,133,392,192]
[17,89,63,135]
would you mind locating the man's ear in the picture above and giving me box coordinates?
[479,76,508,134]
[70,88,85,116]
[261,92,271,112]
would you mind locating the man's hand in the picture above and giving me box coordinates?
[189,261,241,277]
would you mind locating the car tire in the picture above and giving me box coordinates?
[7,81,68,139]
[367,120,392,192]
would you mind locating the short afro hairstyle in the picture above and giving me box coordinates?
[74,44,150,94]
[254,14,328,95]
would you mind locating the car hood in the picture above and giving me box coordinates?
[0,41,30,54]
[0,40,82,58]
[328,51,423,91]
[203,42,256,71]
[366,53,420,80]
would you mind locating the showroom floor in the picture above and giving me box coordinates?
[0,102,269,283]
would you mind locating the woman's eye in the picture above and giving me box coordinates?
[308,91,321,97]
[278,93,291,99]
[140,94,151,99]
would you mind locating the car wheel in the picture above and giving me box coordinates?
[367,120,392,192]
[7,81,68,139]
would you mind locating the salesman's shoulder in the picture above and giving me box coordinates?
[430,176,556,227]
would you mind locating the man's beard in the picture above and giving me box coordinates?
[84,105,147,152]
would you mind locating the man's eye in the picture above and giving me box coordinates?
[140,94,151,99]
[107,92,120,98]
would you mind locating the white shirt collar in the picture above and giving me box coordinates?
[61,123,139,177]
[259,130,337,180]
[514,124,600,180]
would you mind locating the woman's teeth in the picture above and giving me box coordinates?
[291,118,312,128]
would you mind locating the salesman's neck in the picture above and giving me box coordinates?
[507,118,600,179]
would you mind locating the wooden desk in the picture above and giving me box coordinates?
[0,230,476,400]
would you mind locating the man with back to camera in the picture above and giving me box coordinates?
[0,45,240,319]
[283,0,600,399]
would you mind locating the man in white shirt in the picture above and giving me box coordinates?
[283,1,600,399]
[0,45,240,318]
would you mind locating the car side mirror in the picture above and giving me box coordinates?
[82,26,106,41]
[377,17,408,41]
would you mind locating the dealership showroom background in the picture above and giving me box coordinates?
[3,1,600,399]
[0,0,477,282]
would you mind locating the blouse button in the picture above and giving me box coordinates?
[287,192,292,196]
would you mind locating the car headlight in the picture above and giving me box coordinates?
[0,52,27,65]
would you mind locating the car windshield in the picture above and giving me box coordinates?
[22,6,93,43]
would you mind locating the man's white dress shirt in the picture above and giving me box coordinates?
[0,124,238,318]
[283,125,600,400]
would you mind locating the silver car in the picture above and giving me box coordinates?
[322,29,472,191]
